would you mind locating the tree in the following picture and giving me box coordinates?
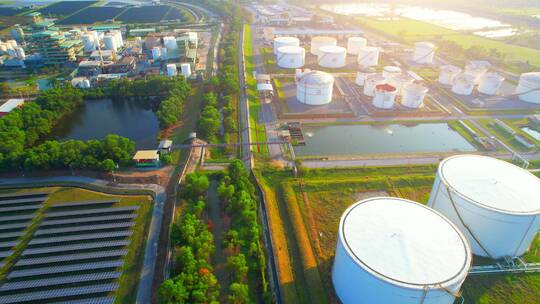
[228,283,249,304]
[100,159,116,171]
[158,279,189,303]
[0,82,10,96]
[227,254,248,281]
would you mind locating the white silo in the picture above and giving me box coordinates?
[317,46,346,68]
[388,73,414,95]
[357,46,379,67]
[347,36,367,55]
[382,66,401,79]
[82,34,97,52]
[181,63,191,78]
[111,30,123,47]
[515,72,540,104]
[413,42,435,64]
[428,155,540,259]
[451,73,475,95]
[310,36,337,56]
[372,84,397,109]
[438,65,462,86]
[15,47,25,60]
[273,36,300,55]
[81,79,91,88]
[163,36,178,51]
[152,47,161,61]
[355,67,376,86]
[296,70,334,105]
[465,60,491,84]
[401,83,428,108]
[363,74,385,96]
[333,197,471,304]
[276,46,305,69]
[161,47,168,60]
[166,64,177,77]
[478,72,504,95]
[103,35,117,52]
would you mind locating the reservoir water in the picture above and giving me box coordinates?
[54,99,160,149]
[294,123,476,157]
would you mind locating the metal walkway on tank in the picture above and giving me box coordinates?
[469,257,540,275]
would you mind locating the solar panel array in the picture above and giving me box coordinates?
[0,193,140,303]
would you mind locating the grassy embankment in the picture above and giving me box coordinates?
[244,24,269,156]
[0,187,153,304]
[257,164,540,304]
[477,118,540,152]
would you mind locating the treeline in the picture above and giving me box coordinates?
[218,160,269,303]
[0,86,135,171]
[159,173,220,303]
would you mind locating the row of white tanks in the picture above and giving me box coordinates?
[0,39,25,60]
[438,61,505,96]
[356,65,428,109]
[333,154,540,304]
[82,30,123,53]
[166,63,192,78]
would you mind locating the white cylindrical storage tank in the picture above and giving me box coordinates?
[166,64,177,77]
[103,35,117,52]
[477,72,504,95]
[465,61,490,84]
[515,72,540,104]
[388,73,414,95]
[180,63,191,78]
[310,36,337,56]
[276,46,305,69]
[163,36,178,51]
[347,36,367,55]
[15,47,25,60]
[401,83,428,108]
[355,67,376,86]
[428,155,540,259]
[82,34,96,52]
[296,70,334,105]
[112,30,123,47]
[438,65,462,86]
[333,197,471,304]
[413,42,435,64]
[81,79,91,88]
[382,66,401,79]
[161,47,168,60]
[363,74,385,96]
[357,46,379,67]
[372,84,397,109]
[317,46,346,68]
[273,36,300,55]
[152,47,161,61]
[451,73,475,95]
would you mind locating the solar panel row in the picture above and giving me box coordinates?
[50,199,120,208]
[0,283,118,304]
[40,213,136,227]
[16,250,127,267]
[35,222,134,236]
[45,206,139,218]
[0,197,46,206]
[7,260,124,279]
[0,204,42,213]
[21,240,129,256]
[28,231,132,246]
[0,271,121,292]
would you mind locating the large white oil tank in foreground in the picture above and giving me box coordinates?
[413,42,435,64]
[296,70,334,105]
[317,46,346,68]
[428,155,540,259]
[166,64,177,77]
[355,67,376,86]
[273,36,300,54]
[180,63,192,78]
[451,73,475,95]
[438,65,462,85]
[163,36,178,51]
[401,83,428,108]
[347,36,367,55]
[465,60,491,84]
[372,84,397,109]
[103,35,117,52]
[363,74,385,96]
[310,36,337,56]
[478,72,504,95]
[333,197,471,304]
[357,46,379,67]
[382,66,401,79]
[152,47,161,61]
[276,46,305,69]
[515,72,540,104]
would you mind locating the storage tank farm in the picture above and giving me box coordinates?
[451,73,475,95]
[276,46,305,69]
[346,36,367,55]
[388,73,414,95]
[515,72,540,103]
[163,36,178,51]
[355,67,376,86]
[428,155,540,259]
[103,35,117,52]
[317,46,346,68]
[401,83,428,108]
[273,36,300,55]
[372,83,397,109]
[357,46,379,67]
[166,64,177,77]
[439,65,462,85]
[465,60,491,84]
[332,197,471,304]
[413,42,435,64]
[310,36,337,56]
[363,74,385,96]
[477,72,505,95]
[180,63,191,78]
[152,47,161,61]
[82,33,98,52]
[382,65,401,79]
[296,70,334,105]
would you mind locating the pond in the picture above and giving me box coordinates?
[293,123,476,157]
[53,99,160,150]
[521,127,540,141]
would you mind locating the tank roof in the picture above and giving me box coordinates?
[298,70,333,85]
[440,155,540,214]
[277,45,304,54]
[340,197,470,288]
[521,72,540,85]
[375,83,396,92]
[318,45,346,53]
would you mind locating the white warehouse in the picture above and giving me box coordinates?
[296,70,334,105]
[332,197,471,304]
[428,155,540,259]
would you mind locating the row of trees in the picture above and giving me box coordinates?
[218,160,269,303]
[0,86,136,171]
[159,173,220,303]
